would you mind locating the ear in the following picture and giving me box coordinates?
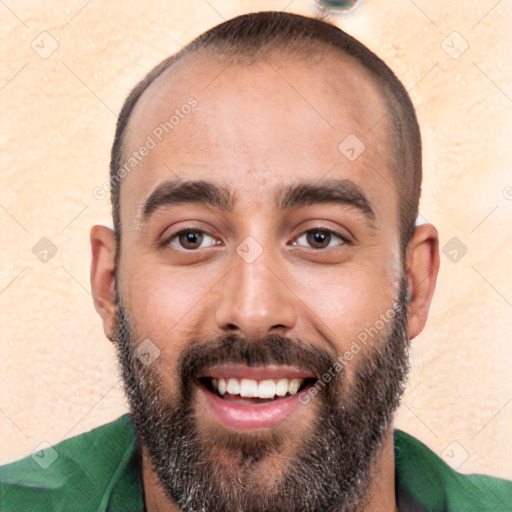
[405,223,440,340]
[90,225,118,342]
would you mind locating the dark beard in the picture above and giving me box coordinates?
[114,275,410,512]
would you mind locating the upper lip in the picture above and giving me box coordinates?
[200,364,317,381]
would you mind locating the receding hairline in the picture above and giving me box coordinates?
[110,12,421,255]
[121,41,393,159]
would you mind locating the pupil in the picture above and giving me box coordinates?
[180,231,202,249]
[308,230,329,248]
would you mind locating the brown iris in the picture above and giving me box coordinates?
[306,229,332,249]
[178,230,204,250]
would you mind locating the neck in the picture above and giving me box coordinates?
[360,427,398,512]
[140,426,398,512]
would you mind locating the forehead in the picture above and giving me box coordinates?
[120,49,395,226]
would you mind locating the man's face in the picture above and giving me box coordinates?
[114,51,408,511]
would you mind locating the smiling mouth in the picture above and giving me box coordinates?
[197,366,318,430]
[200,376,313,404]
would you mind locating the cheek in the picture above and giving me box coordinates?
[121,262,221,370]
[292,260,399,349]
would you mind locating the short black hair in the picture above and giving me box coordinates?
[110,11,421,253]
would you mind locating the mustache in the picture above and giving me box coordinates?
[177,333,338,388]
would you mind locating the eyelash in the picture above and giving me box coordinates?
[163,227,352,251]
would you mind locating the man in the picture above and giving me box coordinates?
[1,11,510,512]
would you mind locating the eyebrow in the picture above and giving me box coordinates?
[275,179,375,223]
[141,177,375,225]
[142,179,235,219]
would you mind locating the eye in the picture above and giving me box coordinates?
[292,228,349,249]
[166,229,220,251]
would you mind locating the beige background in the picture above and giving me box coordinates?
[1,0,511,479]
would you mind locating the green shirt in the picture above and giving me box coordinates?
[1,414,510,511]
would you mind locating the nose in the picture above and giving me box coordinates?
[215,255,298,341]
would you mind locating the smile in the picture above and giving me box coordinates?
[198,365,317,430]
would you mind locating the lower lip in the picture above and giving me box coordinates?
[199,384,310,431]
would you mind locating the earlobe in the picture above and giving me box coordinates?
[405,224,440,340]
[90,225,118,341]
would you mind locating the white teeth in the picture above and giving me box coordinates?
[288,378,301,395]
[217,378,227,395]
[258,379,276,399]
[227,378,240,395]
[211,377,305,399]
[275,378,289,397]
[240,379,258,397]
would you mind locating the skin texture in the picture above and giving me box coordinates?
[90,50,439,511]
[112,282,410,511]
